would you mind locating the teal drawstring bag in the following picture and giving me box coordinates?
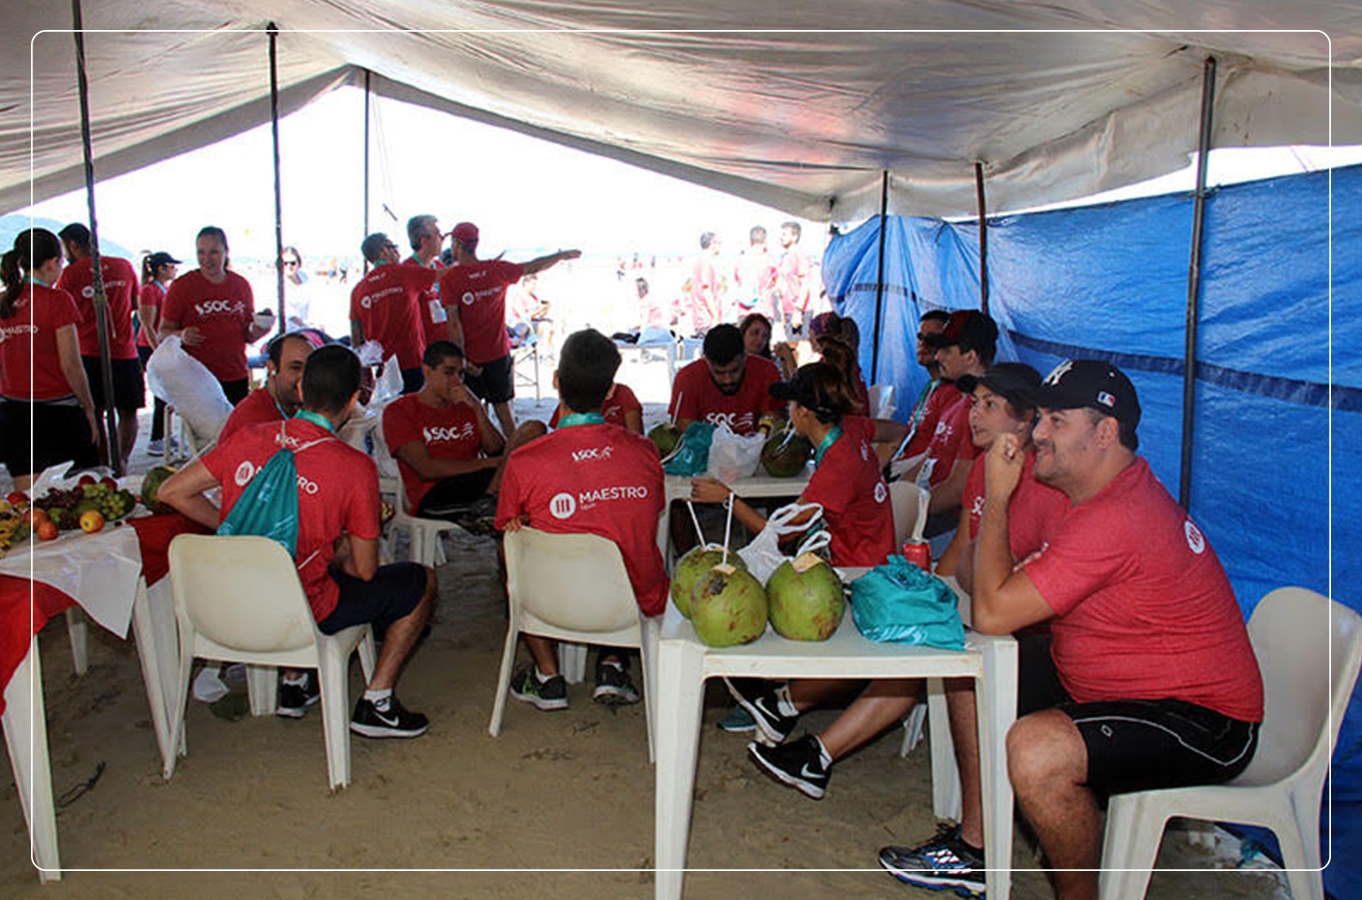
[216,421,332,556]
[663,421,716,476]
[850,555,966,650]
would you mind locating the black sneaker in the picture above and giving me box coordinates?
[276,671,320,719]
[878,824,986,897]
[723,677,798,746]
[509,665,569,711]
[592,658,641,705]
[748,735,829,799]
[349,694,429,738]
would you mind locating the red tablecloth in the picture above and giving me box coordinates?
[0,513,209,714]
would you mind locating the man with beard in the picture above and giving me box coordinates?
[669,323,783,435]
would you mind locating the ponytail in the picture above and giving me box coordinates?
[142,254,156,285]
[1,228,61,319]
[0,249,20,318]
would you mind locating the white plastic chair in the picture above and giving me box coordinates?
[868,383,896,420]
[1098,586,1362,900]
[373,409,462,567]
[165,534,376,790]
[489,527,659,761]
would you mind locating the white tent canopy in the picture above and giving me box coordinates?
[8,2,1362,220]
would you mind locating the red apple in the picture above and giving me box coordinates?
[78,475,96,487]
[36,520,59,541]
[5,491,26,507]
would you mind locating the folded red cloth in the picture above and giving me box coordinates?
[130,513,213,586]
[0,576,77,715]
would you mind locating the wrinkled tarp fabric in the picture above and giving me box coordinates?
[823,164,1361,897]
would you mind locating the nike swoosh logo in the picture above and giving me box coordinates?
[799,764,823,779]
[372,707,399,726]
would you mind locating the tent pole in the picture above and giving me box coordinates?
[1179,56,1217,509]
[69,0,118,475]
[974,161,989,315]
[869,170,889,382]
[363,69,372,256]
[268,22,285,333]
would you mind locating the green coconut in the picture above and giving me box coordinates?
[670,546,747,618]
[690,564,768,647]
[648,422,683,459]
[140,465,179,515]
[761,429,814,477]
[767,553,846,641]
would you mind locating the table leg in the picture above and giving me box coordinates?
[64,607,88,676]
[978,639,1018,900]
[2,637,61,881]
[654,639,706,900]
[130,577,177,773]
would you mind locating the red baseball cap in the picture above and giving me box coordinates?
[450,222,479,243]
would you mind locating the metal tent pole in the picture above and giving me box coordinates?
[869,170,889,382]
[267,22,285,333]
[363,68,372,257]
[1179,57,1217,509]
[975,161,989,315]
[70,0,118,474]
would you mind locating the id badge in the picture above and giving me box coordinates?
[429,299,448,323]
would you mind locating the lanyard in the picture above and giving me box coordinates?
[294,409,336,433]
[813,425,843,468]
[24,274,48,287]
[559,412,605,428]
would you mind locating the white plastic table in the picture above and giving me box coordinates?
[652,595,1017,900]
[1,524,176,882]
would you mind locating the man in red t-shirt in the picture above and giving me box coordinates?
[56,223,144,468]
[670,323,784,436]
[774,222,812,341]
[547,380,643,433]
[382,340,507,521]
[684,231,724,336]
[218,331,319,444]
[403,214,453,348]
[350,232,439,395]
[897,309,999,534]
[438,222,580,439]
[160,345,437,738]
[495,328,666,711]
[882,360,1263,899]
[893,309,955,466]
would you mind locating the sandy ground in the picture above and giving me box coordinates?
[2,371,1285,899]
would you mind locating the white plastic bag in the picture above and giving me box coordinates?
[737,501,832,584]
[145,336,233,449]
[706,421,765,482]
[367,353,404,411]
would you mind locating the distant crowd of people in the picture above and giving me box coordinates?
[0,217,1263,900]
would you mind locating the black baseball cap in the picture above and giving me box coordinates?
[955,362,1043,410]
[145,251,181,268]
[769,363,839,420]
[922,309,998,358]
[1033,359,1141,430]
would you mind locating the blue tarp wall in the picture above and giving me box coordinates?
[823,164,1361,898]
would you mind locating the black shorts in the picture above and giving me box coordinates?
[318,562,428,635]
[417,470,498,518]
[464,354,515,405]
[219,378,250,406]
[1016,634,1260,798]
[0,397,100,478]
[81,356,145,411]
[399,366,424,395]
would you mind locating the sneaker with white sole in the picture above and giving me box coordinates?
[878,824,986,897]
[276,671,320,719]
[748,735,829,799]
[717,705,757,733]
[592,658,640,705]
[146,438,164,457]
[349,694,429,738]
[723,677,798,746]
[509,665,569,711]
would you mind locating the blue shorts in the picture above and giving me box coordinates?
[319,562,427,635]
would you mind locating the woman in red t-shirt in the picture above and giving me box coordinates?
[0,228,99,488]
[137,251,179,454]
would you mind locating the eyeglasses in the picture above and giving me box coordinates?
[283,259,300,267]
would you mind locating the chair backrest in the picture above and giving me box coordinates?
[1237,586,1362,784]
[168,533,317,654]
[504,527,639,634]
[889,480,928,547]
[868,383,895,420]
